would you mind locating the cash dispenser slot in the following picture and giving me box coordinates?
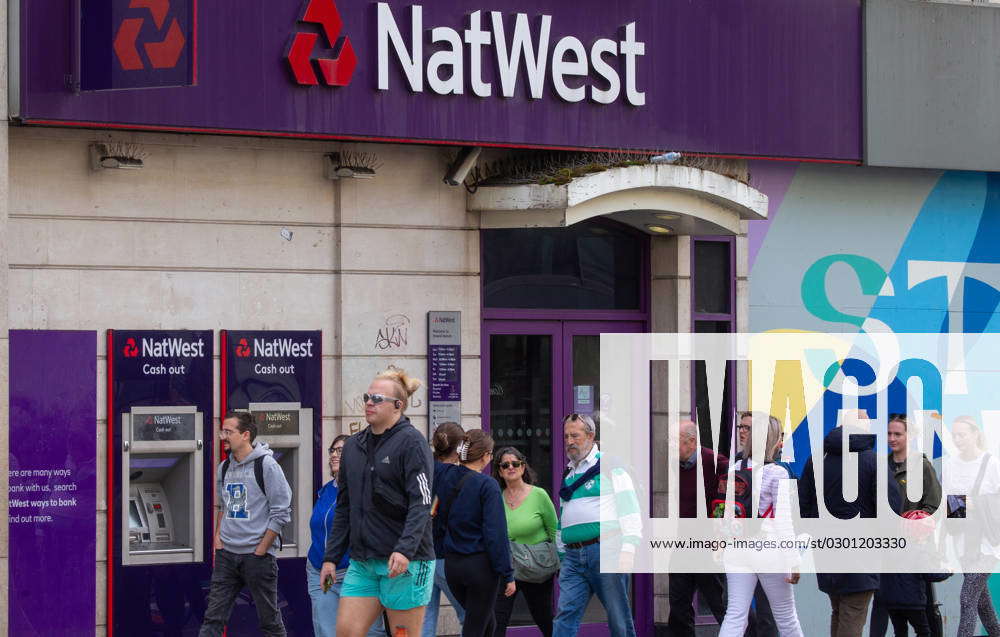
[249,402,312,559]
[122,406,204,565]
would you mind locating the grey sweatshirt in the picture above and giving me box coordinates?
[216,442,292,555]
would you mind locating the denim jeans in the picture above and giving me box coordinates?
[552,542,636,637]
[421,558,467,637]
[199,549,285,637]
[306,562,387,637]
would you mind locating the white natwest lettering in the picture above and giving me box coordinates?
[253,338,315,358]
[141,338,206,358]
[376,3,645,106]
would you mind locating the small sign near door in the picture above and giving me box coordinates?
[574,385,594,415]
[428,311,462,429]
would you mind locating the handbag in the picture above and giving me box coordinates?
[510,540,560,583]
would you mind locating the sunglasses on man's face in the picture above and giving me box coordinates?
[364,393,398,405]
[499,461,524,470]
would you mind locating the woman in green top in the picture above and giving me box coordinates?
[492,446,558,637]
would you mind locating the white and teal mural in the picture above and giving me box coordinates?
[748,163,1000,634]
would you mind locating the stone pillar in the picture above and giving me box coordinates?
[649,234,692,628]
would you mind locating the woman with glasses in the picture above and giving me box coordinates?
[944,416,1000,637]
[718,413,804,637]
[307,437,386,637]
[434,429,514,637]
[321,367,436,637]
[421,422,468,637]
[492,446,558,637]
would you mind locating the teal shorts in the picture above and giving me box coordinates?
[340,558,435,610]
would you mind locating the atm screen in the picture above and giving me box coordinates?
[129,499,144,529]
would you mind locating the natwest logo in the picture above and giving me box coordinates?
[253,338,315,358]
[114,0,188,72]
[140,337,206,358]
[235,338,252,358]
[376,4,646,106]
[123,338,140,358]
[286,0,357,86]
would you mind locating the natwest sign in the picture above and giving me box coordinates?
[139,336,206,358]
[376,5,645,105]
[20,0,861,160]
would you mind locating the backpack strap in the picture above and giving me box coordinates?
[222,457,231,482]
[254,456,267,497]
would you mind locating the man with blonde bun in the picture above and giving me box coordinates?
[322,368,436,636]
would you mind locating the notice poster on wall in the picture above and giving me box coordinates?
[9,330,97,635]
[428,311,462,429]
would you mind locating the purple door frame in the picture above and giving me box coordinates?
[481,318,653,637]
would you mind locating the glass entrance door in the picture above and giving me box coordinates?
[484,320,649,637]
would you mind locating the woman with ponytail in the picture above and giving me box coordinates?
[420,422,467,636]
[433,429,514,637]
[321,367,436,637]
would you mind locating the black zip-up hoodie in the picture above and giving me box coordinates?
[798,426,903,595]
[324,416,435,564]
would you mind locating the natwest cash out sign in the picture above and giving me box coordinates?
[116,331,208,376]
[226,332,318,376]
[23,0,861,159]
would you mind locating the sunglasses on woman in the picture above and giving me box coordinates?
[363,393,398,405]
[499,461,524,470]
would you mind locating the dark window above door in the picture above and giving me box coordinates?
[482,220,644,310]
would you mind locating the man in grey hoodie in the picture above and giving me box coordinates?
[199,412,293,637]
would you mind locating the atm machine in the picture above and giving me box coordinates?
[248,401,312,558]
[121,405,204,565]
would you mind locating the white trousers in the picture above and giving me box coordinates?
[718,572,804,637]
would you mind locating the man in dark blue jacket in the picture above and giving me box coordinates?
[322,370,436,637]
[798,415,903,637]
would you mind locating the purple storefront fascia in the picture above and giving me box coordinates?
[17,0,862,160]
[9,330,97,636]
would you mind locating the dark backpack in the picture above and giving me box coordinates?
[711,460,794,518]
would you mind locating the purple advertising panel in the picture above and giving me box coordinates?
[221,330,322,636]
[9,330,97,636]
[16,0,861,160]
[109,329,214,637]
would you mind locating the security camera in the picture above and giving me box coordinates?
[443,146,482,186]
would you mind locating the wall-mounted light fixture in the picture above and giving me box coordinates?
[325,151,382,180]
[443,146,481,186]
[90,141,147,170]
[646,224,673,234]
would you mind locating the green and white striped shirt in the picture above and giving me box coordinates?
[556,445,642,553]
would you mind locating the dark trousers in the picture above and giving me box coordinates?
[888,608,932,636]
[198,549,285,637]
[446,552,503,637]
[667,573,759,636]
[493,576,554,637]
